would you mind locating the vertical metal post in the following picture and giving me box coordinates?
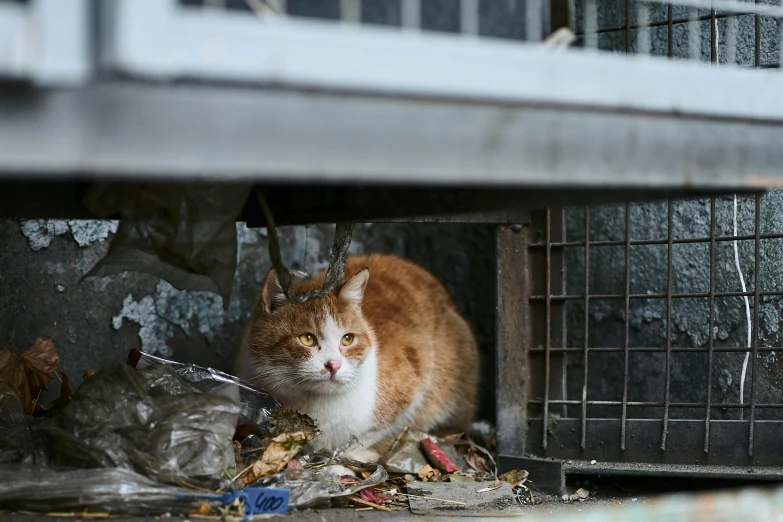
[704,197,717,452]
[580,206,590,449]
[543,211,552,449]
[620,203,632,450]
[749,193,761,456]
[496,224,532,460]
[625,0,631,53]
[661,200,674,450]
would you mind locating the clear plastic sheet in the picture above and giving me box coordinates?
[251,465,389,510]
[1,364,240,490]
[0,465,199,514]
[0,384,38,464]
[81,183,251,310]
[128,349,281,431]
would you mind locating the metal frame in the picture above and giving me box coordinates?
[0,0,91,85]
[495,194,783,494]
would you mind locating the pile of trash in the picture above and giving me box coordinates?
[0,339,531,517]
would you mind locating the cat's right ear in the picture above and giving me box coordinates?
[261,268,286,314]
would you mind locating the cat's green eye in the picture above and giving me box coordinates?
[299,333,316,347]
[341,334,355,346]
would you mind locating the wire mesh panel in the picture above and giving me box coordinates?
[526,193,783,466]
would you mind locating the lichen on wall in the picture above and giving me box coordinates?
[20,220,119,251]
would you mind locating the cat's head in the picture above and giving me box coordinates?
[245,267,376,397]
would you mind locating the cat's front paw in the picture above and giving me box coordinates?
[324,464,356,478]
[344,447,381,464]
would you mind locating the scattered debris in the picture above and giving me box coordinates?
[418,464,442,482]
[421,436,461,473]
[590,460,597,465]
[464,447,492,474]
[407,481,521,516]
[476,481,503,493]
[569,488,590,502]
[499,469,529,488]
[242,431,315,484]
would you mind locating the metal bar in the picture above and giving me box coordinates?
[530,290,783,301]
[710,4,717,63]
[727,12,738,64]
[543,209,552,450]
[689,7,701,61]
[401,0,420,29]
[661,200,674,451]
[340,0,361,22]
[526,0,544,41]
[529,346,783,353]
[495,225,531,459]
[582,11,746,35]
[621,203,631,451]
[528,399,783,408]
[529,231,783,248]
[704,197,717,452]
[625,0,631,53]
[638,3,651,55]
[9,85,783,186]
[585,0,597,47]
[755,0,761,67]
[668,4,673,57]
[749,193,762,455]
[581,206,590,449]
[460,0,479,35]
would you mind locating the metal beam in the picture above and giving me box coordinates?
[1,82,782,189]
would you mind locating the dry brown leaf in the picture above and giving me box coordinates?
[83,369,97,381]
[499,469,529,488]
[417,464,442,482]
[0,338,59,414]
[190,502,212,516]
[242,431,311,484]
[464,448,491,474]
[37,372,73,414]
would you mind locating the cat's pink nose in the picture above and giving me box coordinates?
[325,359,342,377]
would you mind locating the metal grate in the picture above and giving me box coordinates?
[525,194,783,466]
[574,0,782,67]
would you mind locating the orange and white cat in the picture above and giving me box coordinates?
[235,254,479,461]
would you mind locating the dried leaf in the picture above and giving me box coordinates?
[476,480,502,493]
[36,372,73,414]
[447,473,475,483]
[417,464,442,482]
[270,406,320,437]
[464,448,491,474]
[0,338,59,414]
[83,369,98,382]
[441,433,464,443]
[242,431,312,484]
[499,469,529,488]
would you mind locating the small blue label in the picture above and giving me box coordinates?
[241,487,290,515]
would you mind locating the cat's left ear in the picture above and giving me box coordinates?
[338,268,369,306]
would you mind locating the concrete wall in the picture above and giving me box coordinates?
[0,219,497,421]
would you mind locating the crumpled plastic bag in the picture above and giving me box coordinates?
[81,183,251,310]
[0,384,40,464]
[251,465,389,509]
[379,428,431,474]
[1,363,240,490]
[0,465,199,514]
[128,348,280,431]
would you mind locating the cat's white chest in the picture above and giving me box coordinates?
[288,350,378,450]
